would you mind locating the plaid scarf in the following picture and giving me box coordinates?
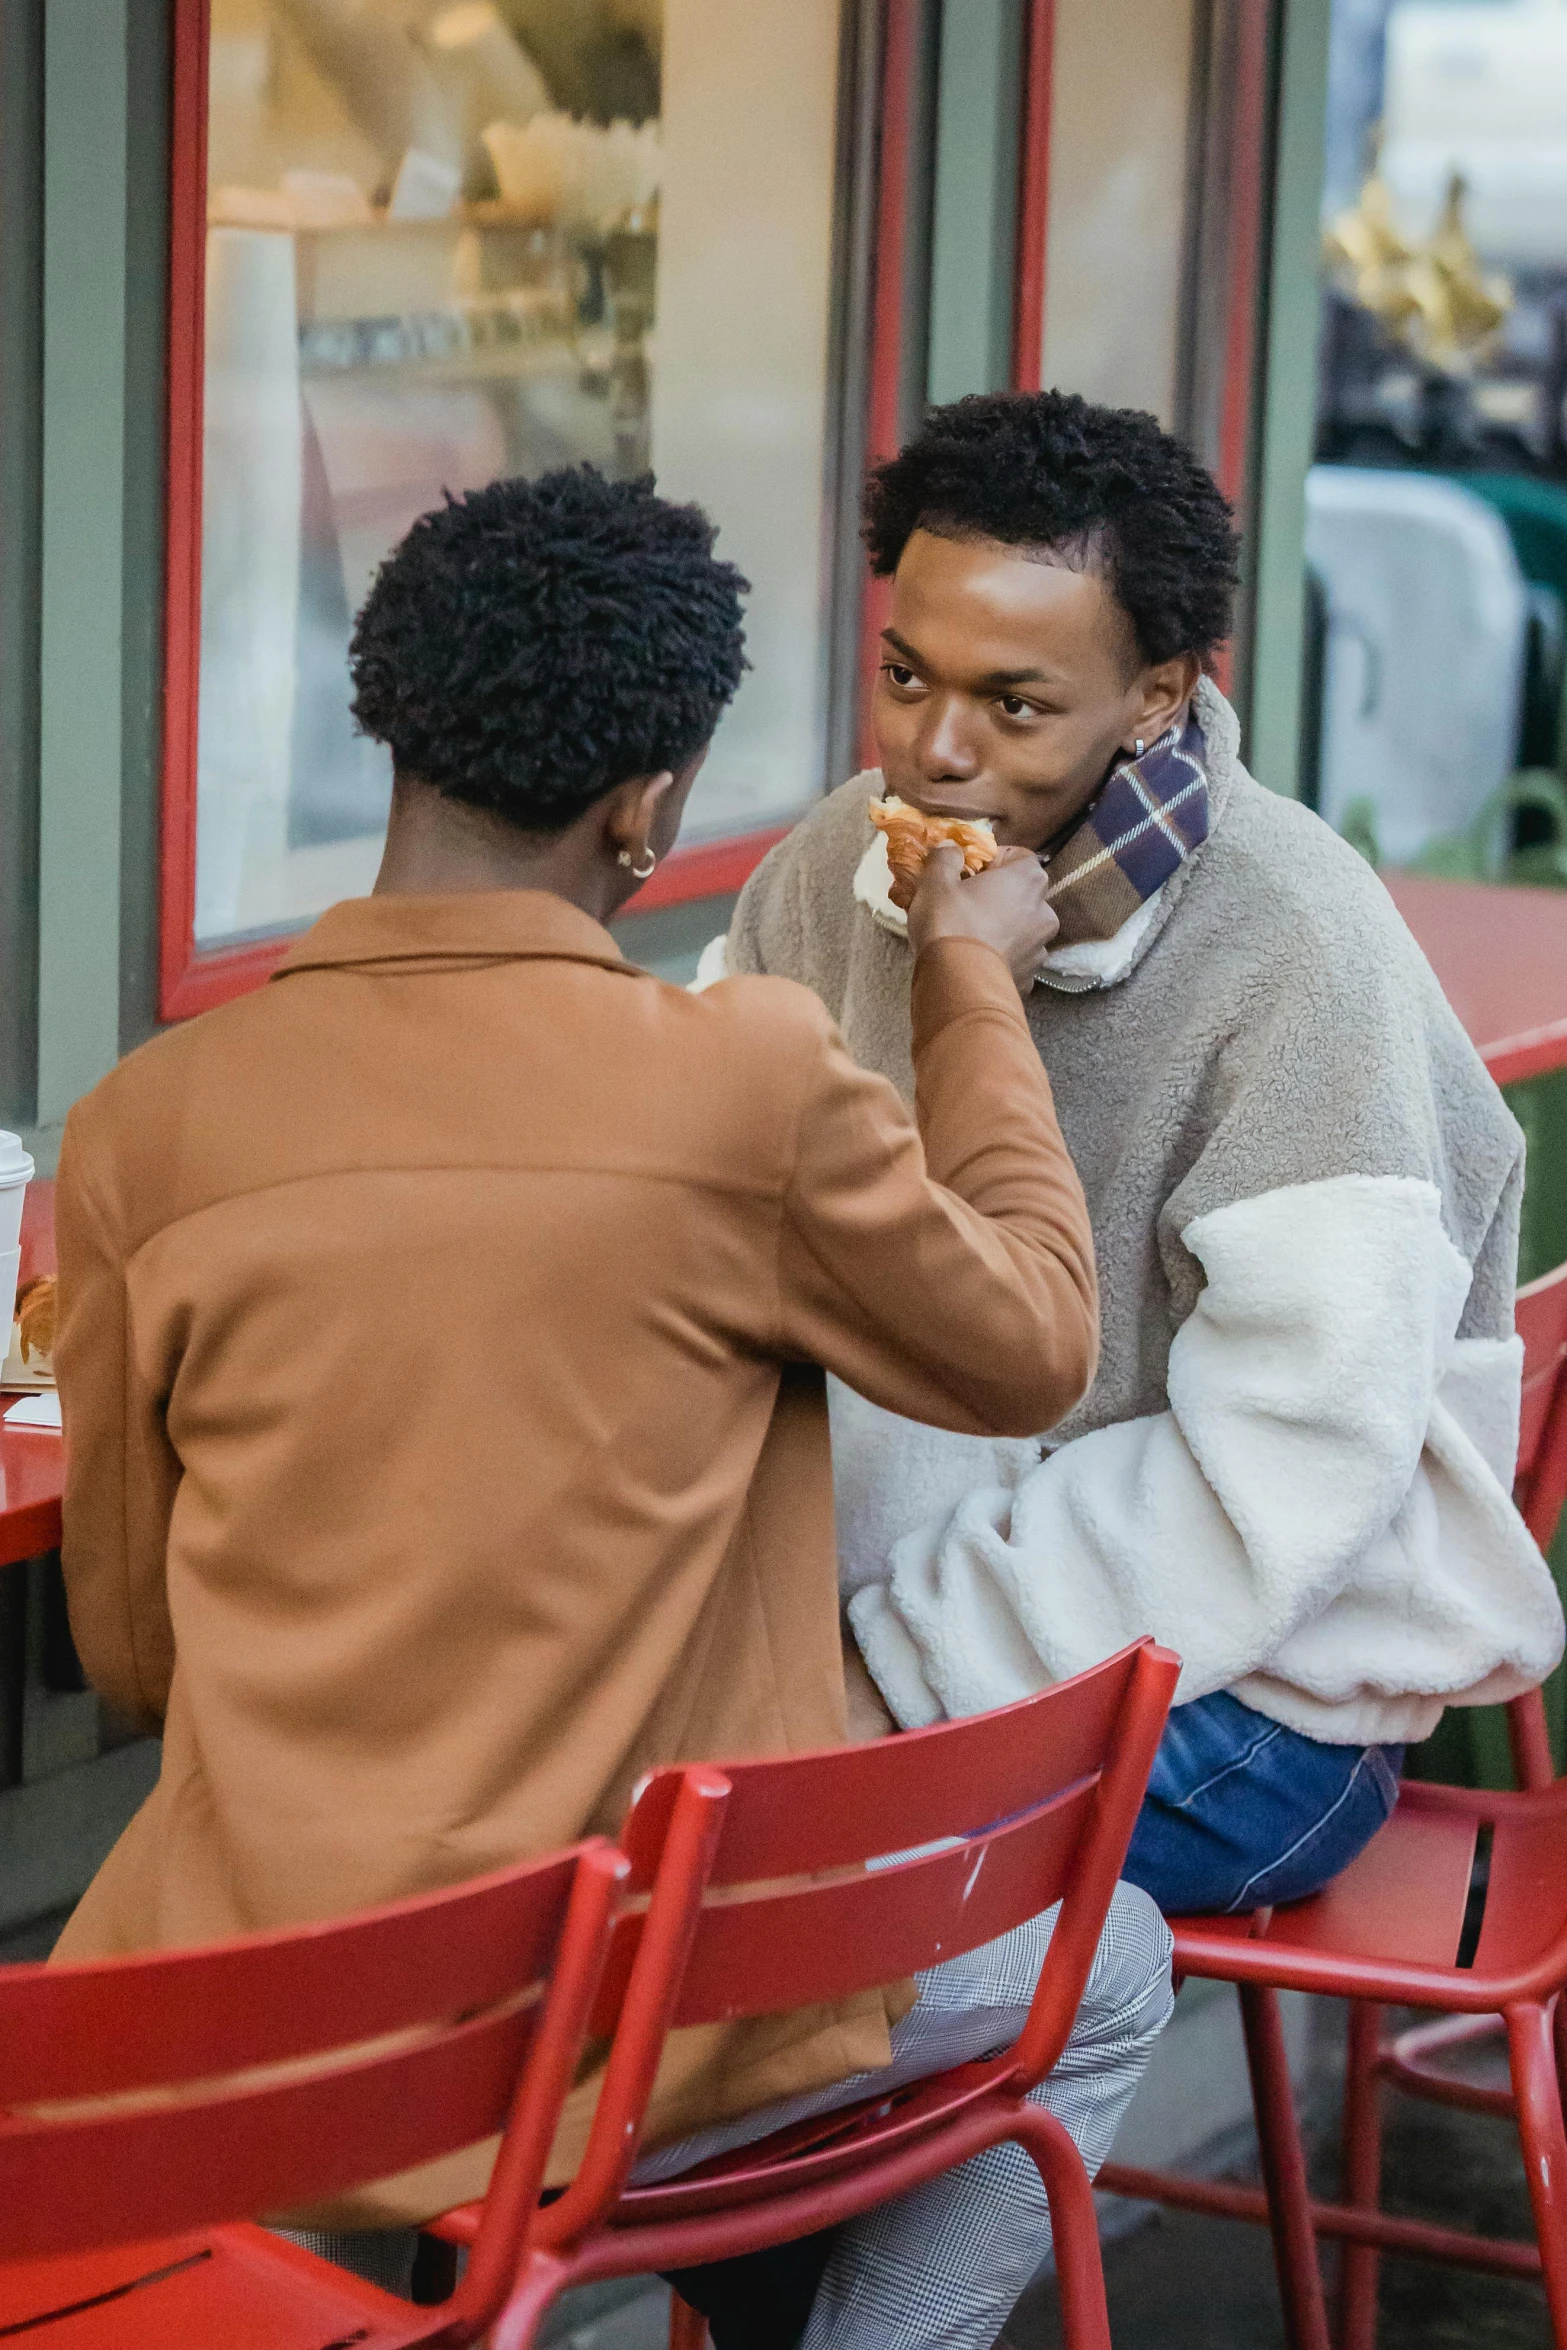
[1042,711,1209,948]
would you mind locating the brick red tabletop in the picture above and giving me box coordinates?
[0,1420,62,1569]
[1,1180,60,1566]
[1384,873,1567,1089]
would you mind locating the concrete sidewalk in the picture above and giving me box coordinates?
[1012,2047,1549,2349]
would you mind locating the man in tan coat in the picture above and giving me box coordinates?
[54,469,1171,2346]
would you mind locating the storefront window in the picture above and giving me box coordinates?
[1308,0,1567,871]
[169,0,844,991]
[1032,0,1275,538]
[1037,0,1197,432]
[1309,0,1567,1300]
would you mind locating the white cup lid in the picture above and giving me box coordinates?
[0,1132,35,1186]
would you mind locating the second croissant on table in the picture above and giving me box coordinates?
[16,1274,56,1367]
[868,796,998,911]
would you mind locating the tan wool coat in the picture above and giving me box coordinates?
[52,889,1096,2224]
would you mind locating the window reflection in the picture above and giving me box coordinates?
[196,0,839,951]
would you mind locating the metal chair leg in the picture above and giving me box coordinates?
[1337,1999,1385,2350]
[491,2251,575,2350]
[1017,2103,1114,2350]
[1507,2001,1567,2347]
[1239,1982,1333,2350]
[667,2288,709,2350]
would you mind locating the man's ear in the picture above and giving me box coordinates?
[1133,652,1202,746]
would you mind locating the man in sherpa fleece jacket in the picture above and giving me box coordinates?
[702,390,1565,1921]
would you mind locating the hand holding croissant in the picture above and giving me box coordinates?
[906,842,1060,995]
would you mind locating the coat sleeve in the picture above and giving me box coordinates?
[54,1107,179,1730]
[774,936,1098,1439]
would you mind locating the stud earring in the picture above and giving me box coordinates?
[618,845,658,880]
[1134,737,1146,758]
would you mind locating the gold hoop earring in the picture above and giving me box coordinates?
[617,846,657,880]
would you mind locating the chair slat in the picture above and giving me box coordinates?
[623,1647,1137,1888]
[665,1782,1098,2025]
[0,1847,580,2103]
[0,1992,536,2261]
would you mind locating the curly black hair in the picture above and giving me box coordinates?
[864,390,1240,665]
[349,467,748,830]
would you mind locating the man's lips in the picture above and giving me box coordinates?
[896,798,1003,825]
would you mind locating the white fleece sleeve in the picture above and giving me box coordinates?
[850,1173,1562,1728]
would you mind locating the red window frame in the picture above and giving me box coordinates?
[1215,1,1272,519]
[1212,0,1274,708]
[161,0,223,1022]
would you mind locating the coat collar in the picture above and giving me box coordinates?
[271,889,629,980]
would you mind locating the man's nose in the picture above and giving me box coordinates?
[915,697,980,780]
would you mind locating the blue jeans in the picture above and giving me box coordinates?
[1120,1688,1403,1916]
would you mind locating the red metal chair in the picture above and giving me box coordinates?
[1098,1256,1567,2350]
[433,1636,1180,2350]
[0,1837,628,2347]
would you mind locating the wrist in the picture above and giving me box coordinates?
[910,933,1030,1049]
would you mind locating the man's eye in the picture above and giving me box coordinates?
[998,694,1036,719]
[882,663,917,689]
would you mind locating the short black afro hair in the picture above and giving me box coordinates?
[349,467,748,831]
[864,390,1239,666]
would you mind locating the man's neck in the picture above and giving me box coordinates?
[371,773,619,924]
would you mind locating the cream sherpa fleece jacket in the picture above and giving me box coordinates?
[713,677,1564,1746]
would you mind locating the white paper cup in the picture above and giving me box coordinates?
[0,1132,33,1258]
[0,1248,20,1355]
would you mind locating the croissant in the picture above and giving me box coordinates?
[867,796,998,911]
[16,1274,56,1367]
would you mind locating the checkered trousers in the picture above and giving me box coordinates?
[639,1879,1175,2350]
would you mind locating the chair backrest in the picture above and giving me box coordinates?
[553,1638,1178,2227]
[1506,1258,1567,1789]
[0,1835,627,2318]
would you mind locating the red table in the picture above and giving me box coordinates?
[0,1422,63,1569]
[0,1181,60,1568]
[1383,873,1567,1089]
